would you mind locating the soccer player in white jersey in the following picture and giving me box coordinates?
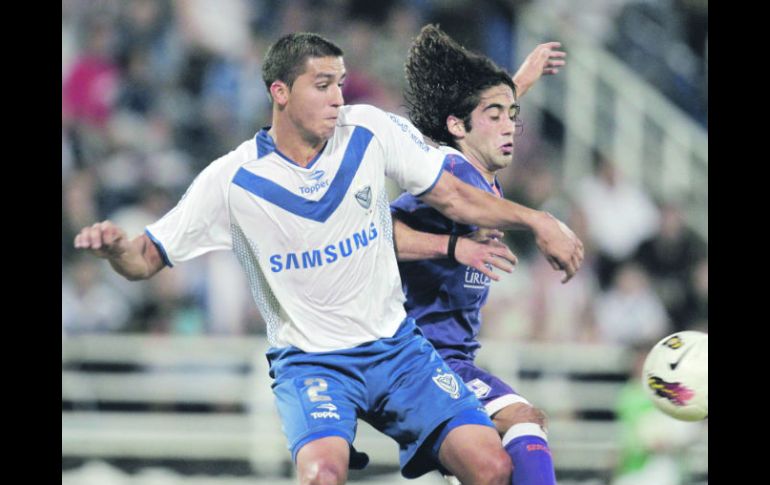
[74,32,582,485]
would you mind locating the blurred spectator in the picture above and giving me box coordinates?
[574,153,660,289]
[108,185,174,238]
[477,0,521,72]
[62,11,122,171]
[632,201,706,329]
[114,0,184,88]
[529,205,599,342]
[97,109,194,216]
[62,256,132,336]
[337,21,396,108]
[423,0,483,53]
[675,257,707,332]
[114,47,158,116]
[205,251,259,335]
[594,263,670,346]
[62,14,120,131]
[62,171,100,263]
[141,113,197,191]
[536,0,631,45]
[174,0,252,58]
[497,151,561,260]
[171,0,260,163]
[200,33,271,144]
[479,261,536,342]
[606,0,707,125]
[130,258,207,334]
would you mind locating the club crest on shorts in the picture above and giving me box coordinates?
[433,369,461,399]
[355,185,372,209]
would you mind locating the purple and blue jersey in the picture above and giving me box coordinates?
[391,150,503,361]
[391,151,555,484]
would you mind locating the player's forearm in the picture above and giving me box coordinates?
[107,234,163,281]
[513,66,535,98]
[512,77,531,99]
[421,171,550,234]
[393,218,449,261]
[441,180,543,231]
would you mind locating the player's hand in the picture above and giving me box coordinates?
[73,220,130,260]
[455,235,518,281]
[533,212,584,283]
[512,42,566,98]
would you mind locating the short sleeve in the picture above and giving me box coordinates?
[377,111,446,197]
[145,155,235,266]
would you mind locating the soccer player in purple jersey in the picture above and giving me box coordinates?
[391,25,578,485]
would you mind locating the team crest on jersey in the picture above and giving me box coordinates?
[355,185,372,209]
[433,369,461,399]
[466,378,492,399]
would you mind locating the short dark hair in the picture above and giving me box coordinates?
[404,25,516,148]
[262,32,344,94]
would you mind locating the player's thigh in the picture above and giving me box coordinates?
[296,436,349,485]
[438,423,512,484]
[445,358,533,435]
[365,328,495,478]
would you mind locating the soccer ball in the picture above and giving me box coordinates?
[642,331,708,421]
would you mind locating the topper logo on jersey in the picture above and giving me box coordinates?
[270,223,379,272]
[432,368,461,399]
[299,170,330,195]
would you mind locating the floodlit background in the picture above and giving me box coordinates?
[62,1,707,484]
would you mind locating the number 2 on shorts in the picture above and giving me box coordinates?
[305,377,332,402]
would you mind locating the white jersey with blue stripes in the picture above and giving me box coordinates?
[146,104,445,352]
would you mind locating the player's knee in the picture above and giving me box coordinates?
[496,403,548,432]
[299,459,347,485]
[522,406,548,429]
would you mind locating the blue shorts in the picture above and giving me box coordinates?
[442,354,532,417]
[267,318,494,478]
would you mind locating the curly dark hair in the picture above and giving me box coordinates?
[404,25,515,148]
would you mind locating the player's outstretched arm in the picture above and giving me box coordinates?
[73,221,165,281]
[420,171,584,282]
[392,218,517,281]
[513,42,566,99]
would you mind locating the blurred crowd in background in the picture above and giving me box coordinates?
[62,0,708,346]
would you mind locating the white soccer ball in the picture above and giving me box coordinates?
[642,331,708,421]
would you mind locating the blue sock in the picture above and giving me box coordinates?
[502,423,556,485]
